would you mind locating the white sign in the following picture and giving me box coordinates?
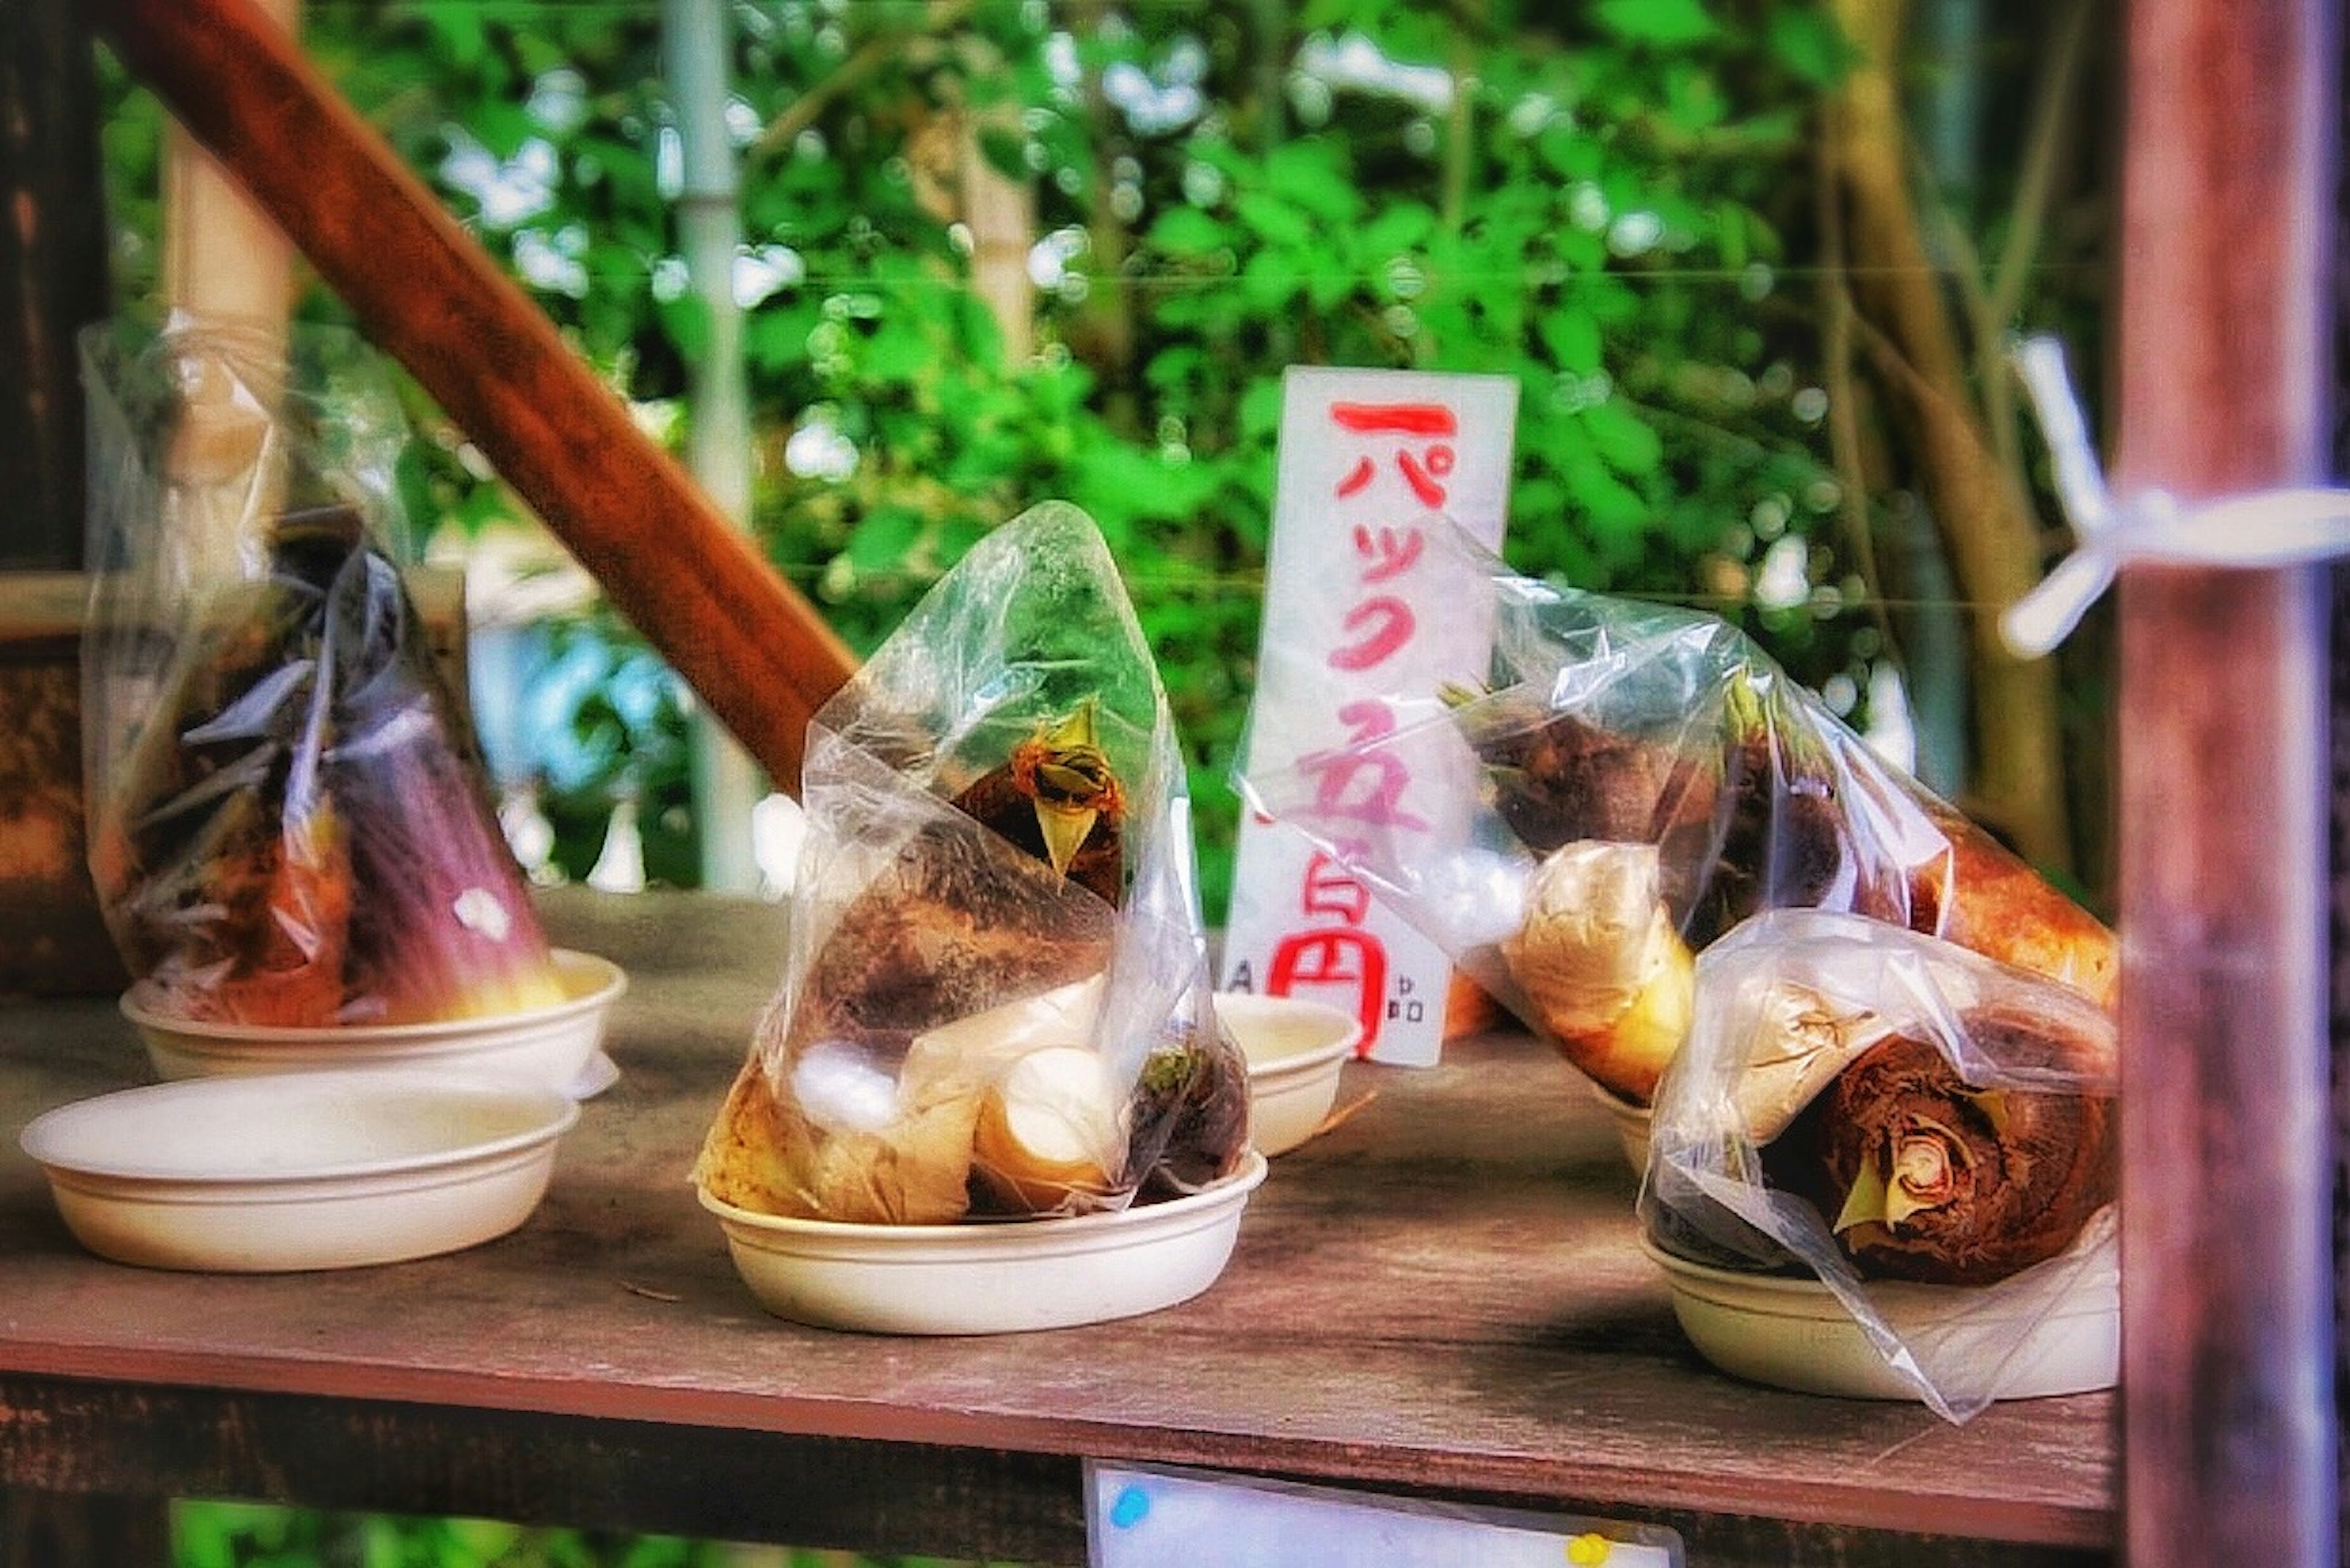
[1088,1461,1681,1567]
[1221,367,1518,1065]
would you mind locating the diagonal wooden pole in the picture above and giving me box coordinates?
[2113,0,2338,1562]
[89,0,859,794]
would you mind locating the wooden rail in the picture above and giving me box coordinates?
[86,0,859,793]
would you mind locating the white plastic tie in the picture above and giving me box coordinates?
[2002,335,2350,659]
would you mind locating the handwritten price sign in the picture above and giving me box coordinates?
[1222,367,1518,1066]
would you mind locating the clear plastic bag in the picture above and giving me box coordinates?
[80,315,560,1027]
[1237,523,2114,1106]
[1641,908,2118,1419]
[695,502,1247,1225]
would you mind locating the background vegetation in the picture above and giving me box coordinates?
[101,0,2115,917]
[172,1503,1010,1568]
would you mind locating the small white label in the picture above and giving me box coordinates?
[1087,1461,1681,1567]
[450,886,513,941]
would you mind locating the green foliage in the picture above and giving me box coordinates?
[99,0,1879,909]
[172,1501,1012,1568]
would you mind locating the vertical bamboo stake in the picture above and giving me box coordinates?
[159,0,301,583]
[2113,0,2338,1562]
[665,0,764,893]
[958,100,1035,363]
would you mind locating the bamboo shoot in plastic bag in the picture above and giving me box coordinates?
[1641,909,2117,1420]
[694,502,1247,1224]
[1237,523,2113,1106]
[80,317,560,1028]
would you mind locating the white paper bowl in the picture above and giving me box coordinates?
[701,1149,1269,1334]
[1217,993,1362,1156]
[1588,1080,1654,1175]
[19,1070,579,1272]
[1641,1236,2119,1402]
[122,949,626,1098]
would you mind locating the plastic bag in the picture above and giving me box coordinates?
[1237,523,2114,1106]
[695,502,1248,1225]
[80,315,560,1027]
[1641,909,2117,1419]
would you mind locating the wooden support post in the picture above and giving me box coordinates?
[0,0,110,569]
[2114,0,2338,1562]
[88,0,859,793]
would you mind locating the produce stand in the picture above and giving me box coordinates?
[1,0,2336,1558]
[0,889,2111,1567]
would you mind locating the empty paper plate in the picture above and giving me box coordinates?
[1216,993,1361,1157]
[20,1069,579,1272]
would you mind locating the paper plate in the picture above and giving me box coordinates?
[701,1150,1269,1334]
[123,949,626,1098]
[1216,993,1361,1156]
[20,1069,579,1272]
[1641,1235,2119,1402]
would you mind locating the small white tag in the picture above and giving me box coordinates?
[450,886,513,941]
[1088,1461,1681,1567]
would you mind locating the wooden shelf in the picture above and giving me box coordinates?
[0,889,2115,1565]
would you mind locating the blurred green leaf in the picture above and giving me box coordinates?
[1583,398,1665,476]
[1147,205,1229,256]
[847,507,926,572]
[1594,0,1720,46]
[860,316,936,383]
[1539,310,1605,375]
[1766,7,1859,86]
[1233,190,1313,249]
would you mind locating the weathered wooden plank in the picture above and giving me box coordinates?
[0,889,2119,1564]
[0,1381,1088,1566]
[85,0,859,794]
[2114,0,2339,1563]
[0,1374,2110,1568]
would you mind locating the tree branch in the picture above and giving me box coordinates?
[747,0,977,167]
[1827,0,2075,870]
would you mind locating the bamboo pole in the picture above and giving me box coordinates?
[2111,0,2338,1562]
[664,0,765,890]
[90,0,858,793]
[958,100,1035,364]
[160,0,301,584]
[162,0,297,329]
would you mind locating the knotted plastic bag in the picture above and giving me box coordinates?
[1238,523,2114,1107]
[1641,909,2118,1420]
[80,315,559,1028]
[695,502,1247,1224]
